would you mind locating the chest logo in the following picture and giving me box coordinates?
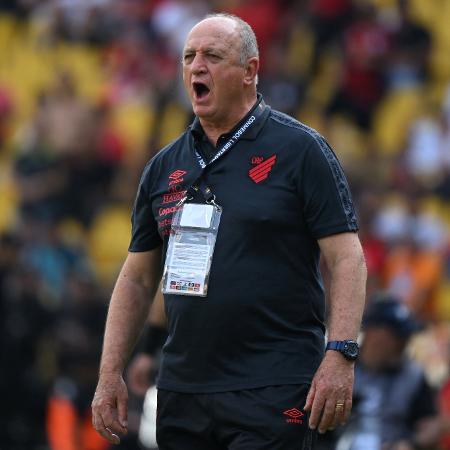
[169,169,186,180]
[168,169,187,187]
[248,155,277,183]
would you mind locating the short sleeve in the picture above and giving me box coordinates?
[128,162,162,252]
[298,134,358,239]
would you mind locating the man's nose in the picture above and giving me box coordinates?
[191,54,207,74]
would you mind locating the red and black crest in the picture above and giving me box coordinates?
[248,155,277,183]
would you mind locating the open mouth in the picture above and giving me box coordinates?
[193,82,210,99]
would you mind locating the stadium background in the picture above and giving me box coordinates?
[0,0,449,449]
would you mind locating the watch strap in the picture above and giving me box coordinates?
[326,341,346,352]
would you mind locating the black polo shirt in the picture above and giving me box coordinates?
[129,95,358,393]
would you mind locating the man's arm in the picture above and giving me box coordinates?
[92,248,162,445]
[127,287,167,396]
[304,232,367,434]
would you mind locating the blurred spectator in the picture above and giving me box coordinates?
[0,233,53,448]
[14,93,70,222]
[326,2,390,129]
[47,273,108,450]
[258,39,304,116]
[405,111,450,187]
[385,0,431,90]
[225,0,286,65]
[38,71,95,157]
[309,0,353,75]
[320,296,438,450]
[19,219,91,304]
[151,0,209,57]
[373,196,446,320]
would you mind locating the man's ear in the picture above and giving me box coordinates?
[243,57,259,86]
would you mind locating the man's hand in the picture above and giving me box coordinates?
[92,373,129,445]
[304,352,354,434]
[127,353,154,396]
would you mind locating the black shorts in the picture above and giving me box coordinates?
[156,384,317,450]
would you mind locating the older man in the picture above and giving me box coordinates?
[92,13,367,450]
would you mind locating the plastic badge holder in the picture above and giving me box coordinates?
[162,203,222,297]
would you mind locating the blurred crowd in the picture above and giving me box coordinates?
[0,0,449,449]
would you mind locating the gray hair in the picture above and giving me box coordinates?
[204,13,259,66]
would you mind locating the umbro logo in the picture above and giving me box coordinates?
[283,408,303,419]
[169,170,187,180]
[283,408,304,424]
[249,155,277,184]
[168,169,187,188]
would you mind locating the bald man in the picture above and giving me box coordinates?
[92,13,366,450]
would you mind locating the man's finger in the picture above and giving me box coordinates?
[94,411,121,445]
[330,400,345,429]
[117,394,129,431]
[308,389,324,430]
[318,398,336,434]
[99,403,127,436]
[343,398,352,424]
[304,382,315,412]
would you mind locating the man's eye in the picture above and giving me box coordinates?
[207,54,221,61]
[183,54,194,63]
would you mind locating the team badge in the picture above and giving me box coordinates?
[249,155,277,183]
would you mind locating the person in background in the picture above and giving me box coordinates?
[325,295,438,450]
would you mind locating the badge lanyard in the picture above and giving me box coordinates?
[183,98,266,205]
[162,99,266,297]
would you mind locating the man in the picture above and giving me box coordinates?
[92,13,367,449]
[329,296,437,450]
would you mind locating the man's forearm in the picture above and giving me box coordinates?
[326,245,367,341]
[100,251,162,376]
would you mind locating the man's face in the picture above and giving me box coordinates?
[182,18,247,123]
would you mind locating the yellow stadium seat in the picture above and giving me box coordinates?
[54,44,104,100]
[325,115,367,164]
[0,163,18,233]
[372,87,424,155]
[88,204,131,283]
[0,14,18,52]
[309,51,342,107]
[286,24,314,79]
[435,282,450,322]
[112,102,155,153]
[371,0,396,9]
[158,102,189,147]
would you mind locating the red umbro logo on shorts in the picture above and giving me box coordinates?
[249,155,277,183]
[283,408,304,424]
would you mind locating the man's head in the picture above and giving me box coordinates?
[360,296,421,370]
[182,14,259,125]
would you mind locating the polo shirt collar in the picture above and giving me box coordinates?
[190,93,269,143]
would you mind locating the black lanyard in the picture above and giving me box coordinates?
[182,98,267,205]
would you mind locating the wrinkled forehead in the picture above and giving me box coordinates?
[184,17,240,54]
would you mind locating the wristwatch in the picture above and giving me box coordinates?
[326,340,359,361]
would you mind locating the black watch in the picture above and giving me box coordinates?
[326,340,359,361]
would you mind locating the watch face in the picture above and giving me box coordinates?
[344,341,359,360]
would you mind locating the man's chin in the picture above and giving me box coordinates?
[192,104,213,119]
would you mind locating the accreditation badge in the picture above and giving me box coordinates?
[162,203,222,297]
